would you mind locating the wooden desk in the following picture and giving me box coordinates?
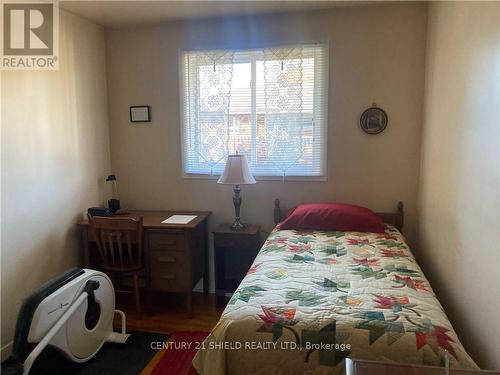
[78,210,210,317]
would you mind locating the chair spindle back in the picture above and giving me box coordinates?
[88,215,144,271]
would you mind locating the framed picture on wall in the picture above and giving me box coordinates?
[129,105,151,123]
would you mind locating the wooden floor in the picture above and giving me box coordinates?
[114,292,224,334]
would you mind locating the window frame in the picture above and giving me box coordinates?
[179,43,329,181]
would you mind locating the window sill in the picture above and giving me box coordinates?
[181,173,327,182]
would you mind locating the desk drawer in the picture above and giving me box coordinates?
[149,231,186,251]
[150,251,189,292]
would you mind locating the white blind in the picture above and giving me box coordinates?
[181,43,328,178]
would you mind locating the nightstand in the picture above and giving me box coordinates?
[345,358,499,375]
[213,224,261,307]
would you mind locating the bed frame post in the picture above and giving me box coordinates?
[274,199,282,225]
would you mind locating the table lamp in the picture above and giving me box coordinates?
[106,174,120,213]
[217,154,256,230]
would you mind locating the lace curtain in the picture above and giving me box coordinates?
[186,51,235,175]
[262,46,306,180]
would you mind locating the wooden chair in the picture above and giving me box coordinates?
[87,214,145,316]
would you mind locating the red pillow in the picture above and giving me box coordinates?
[279,203,384,233]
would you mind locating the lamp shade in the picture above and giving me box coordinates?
[217,155,256,185]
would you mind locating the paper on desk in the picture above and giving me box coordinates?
[161,215,197,224]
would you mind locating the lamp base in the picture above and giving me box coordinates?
[230,185,246,230]
[230,219,246,231]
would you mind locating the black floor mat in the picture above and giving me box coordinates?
[4,331,169,375]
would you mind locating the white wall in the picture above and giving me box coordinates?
[418,2,500,369]
[105,3,428,291]
[0,10,111,357]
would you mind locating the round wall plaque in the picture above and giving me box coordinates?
[360,104,388,135]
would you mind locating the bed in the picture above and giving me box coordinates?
[193,201,477,374]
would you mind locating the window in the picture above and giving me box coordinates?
[180,43,328,178]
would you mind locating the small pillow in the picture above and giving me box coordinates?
[279,203,385,233]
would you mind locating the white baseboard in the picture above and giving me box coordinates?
[1,341,13,361]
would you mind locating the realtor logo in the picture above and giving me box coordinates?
[1,0,59,69]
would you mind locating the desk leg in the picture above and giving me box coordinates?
[81,228,90,268]
[203,221,209,295]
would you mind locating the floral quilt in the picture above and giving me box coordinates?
[193,226,477,374]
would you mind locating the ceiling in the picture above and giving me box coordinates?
[60,1,379,28]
